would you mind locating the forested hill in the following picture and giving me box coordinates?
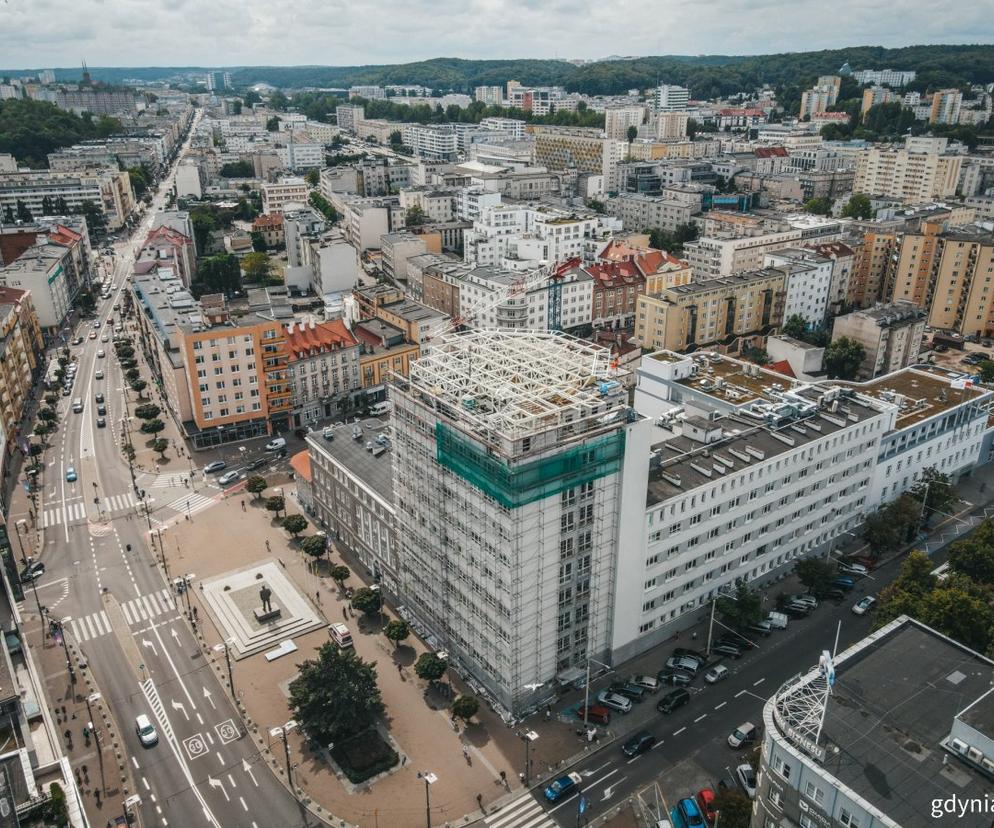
[7,44,994,97]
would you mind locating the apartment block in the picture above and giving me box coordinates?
[0,168,134,231]
[684,228,805,279]
[532,127,627,192]
[851,68,916,86]
[607,193,697,233]
[831,302,926,379]
[849,230,898,307]
[604,106,646,141]
[380,232,429,282]
[0,287,43,453]
[799,75,841,119]
[463,204,603,269]
[131,272,291,448]
[654,85,689,111]
[853,145,962,202]
[261,177,309,214]
[634,269,785,352]
[286,319,361,427]
[929,89,963,125]
[139,223,196,288]
[400,124,459,162]
[474,87,504,106]
[764,247,835,328]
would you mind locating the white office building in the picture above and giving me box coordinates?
[400,124,459,162]
[654,85,689,112]
[463,204,603,268]
[765,248,835,328]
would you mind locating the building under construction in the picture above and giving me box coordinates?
[390,330,648,718]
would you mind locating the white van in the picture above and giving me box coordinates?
[265,437,286,452]
[72,398,84,413]
[369,401,391,416]
[329,622,353,648]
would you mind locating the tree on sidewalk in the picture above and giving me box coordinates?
[451,695,479,723]
[301,535,327,569]
[289,643,384,742]
[140,418,165,435]
[246,476,267,500]
[716,581,762,629]
[794,558,837,597]
[151,438,169,459]
[134,403,160,421]
[383,619,409,649]
[414,652,447,685]
[910,467,955,526]
[265,495,285,519]
[351,586,382,617]
[125,368,140,382]
[283,514,308,538]
[37,407,57,423]
[131,379,148,399]
[713,788,752,828]
[330,564,350,590]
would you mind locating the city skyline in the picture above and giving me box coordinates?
[1,0,993,68]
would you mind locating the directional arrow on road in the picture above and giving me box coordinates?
[171,699,189,721]
[242,758,258,787]
[602,778,627,801]
[203,686,215,710]
[171,628,181,644]
[208,775,230,802]
[582,762,610,778]
[142,639,158,656]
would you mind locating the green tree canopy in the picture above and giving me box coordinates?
[823,337,865,379]
[649,223,699,255]
[351,586,383,617]
[910,467,955,526]
[713,788,752,828]
[193,254,241,297]
[794,558,837,597]
[330,564,351,588]
[140,418,165,435]
[404,205,427,227]
[241,252,272,283]
[781,314,808,339]
[802,196,833,215]
[246,475,268,499]
[414,652,447,683]
[288,643,384,742]
[283,514,308,537]
[948,519,994,583]
[384,619,410,648]
[841,194,874,220]
[134,403,161,421]
[301,534,328,561]
[716,582,762,630]
[0,99,121,167]
[265,495,285,517]
[152,438,169,458]
[451,694,479,722]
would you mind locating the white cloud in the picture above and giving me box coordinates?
[0,0,991,67]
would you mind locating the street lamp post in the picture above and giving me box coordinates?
[582,657,614,729]
[213,639,236,699]
[516,730,539,786]
[706,584,740,656]
[13,519,30,565]
[271,720,297,791]
[416,771,437,828]
[86,692,107,794]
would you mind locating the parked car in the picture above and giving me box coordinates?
[575,705,610,726]
[728,722,757,749]
[96,349,105,358]
[677,798,705,828]
[711,642,743,659]
[657,688,690,714]
[736,764,757,799]
[95,370,104,380]
[265,437,287,452]
[839,562,869,577]
[218,470,240,486]
[245,458,266,471]
[767,611,788,630]
[852,596,877,616]
[630,675,661,693]
[789,594,819,609]
[96,417,106,429]
[95,393,104,403]
[747,620,773,636]
[825,588,848,602]
[656,668,693,687]
[696,788,718,824]
[783,602,811,618]
[831,577,856,591]
[65,466,77,482]
[704,665,730,684]
[596,691,633,713]
[96,405,106,416]
[203,461,226,473]
[544,772,581,803]
[622,730,657,757]
[71,336,83,346]
[19,560,45,582]
[666,656,701,675]
[608,681,647,702]
[719,633,756,651]
[673,648,707,663]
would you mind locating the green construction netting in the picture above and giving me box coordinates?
[436,423,626,508]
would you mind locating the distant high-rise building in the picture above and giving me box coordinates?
[474,86,503,106]
[654,85,689,112]
[851,68,916,87]
[929,89,963,124]
[604,106,646,141]
[799,75,841,119]
[205,71,230,92]
[39,69,56,85]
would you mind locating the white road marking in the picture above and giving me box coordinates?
[715,701,727,709]
[132,757,139,769]
[694,714,707,723]
[735,689,747,698]
[672,727,686,735]
[753,678,765,686]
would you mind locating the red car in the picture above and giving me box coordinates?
[696,788,718,824]
[575,705,611,725]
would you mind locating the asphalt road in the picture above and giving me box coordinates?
[480,568,894,828]
[28,112,311,828]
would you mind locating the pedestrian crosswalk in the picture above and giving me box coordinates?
[103,492,138,512]
[68,588,177,642]
[143,473,189,490]
[42,501,86,528]
[163,491,217,518]
[485,794,557,828]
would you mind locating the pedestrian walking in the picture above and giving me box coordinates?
[241,500,246,511]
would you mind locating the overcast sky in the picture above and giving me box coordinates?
[1,0,992,68]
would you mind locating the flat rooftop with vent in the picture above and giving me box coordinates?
[761,616,994,828]
[840,367,987,428]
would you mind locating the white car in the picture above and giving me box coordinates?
[839,563,869,578]
[95,370,104,380]
[736,764,757,799]
[97,350,105,358]
[101,334,109,342]
[852,596,876,616]
[218,470,240,485]
[595,690,632,713]
[704,665,730,684]
[135,714,158,747]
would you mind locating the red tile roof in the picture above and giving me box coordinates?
[754,146,789,158]
[768,360,796,378]
[47,224,83,247]
[806,241,855,258]
[634,249,686,275]
[290,450,312,482]
[145,224,192,247]
[253,213,284,230]
[286,319,358,361]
